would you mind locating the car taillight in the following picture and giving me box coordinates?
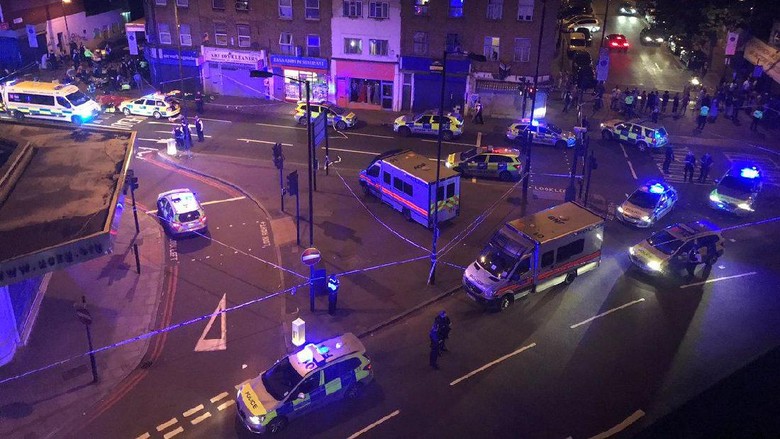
[199,215,207,223]
[363,362,372,371]
[171,222,182,230]
[513,164,521,170]
[623,42,630,47]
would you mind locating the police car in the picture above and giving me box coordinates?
[617,181,678,227]
[236,333,373,434]
[709,164,763,215]
[118,93,180,119]
[628,220,725,275]
[393,110,464,141]
[156,189,208,237]
[293,101,357,130]
[600,119,669,151]
[506,119,577,148]
[446,145,522,181]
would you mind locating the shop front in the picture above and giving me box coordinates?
[268,55,330,103]
[399,56,470,113]
[145,47,201,93]
[332,59,398,110]
[201,46,266,98]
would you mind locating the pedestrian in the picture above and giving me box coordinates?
[429,327,440,370]
[563,91,572,113]
[686,246,702,279]
[733,96,744,123]
[182,121,193,157]
[639,90,648,113]
[709,97,719,122]
[699,152,713,183]
[672,93,680,115]
[697,104,709,130]
[592,94,603,115]
[473,99,484,124]
[173,125,184,152]
[647,91,657,113]
[195,91,204,114]
[683,151,696,182]
[434,310,452,352]
[194,115,205,142]
[581,115,590,132]
[610,86,620,111]
[662,144,675,174]
[750,107,764,131]
[651,104,660,123]
[133,71,143,90]
[681,93,690,116]
[661,90,670,113]
[624,93,635,118]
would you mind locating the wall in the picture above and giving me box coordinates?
[43,9,125,53]
[330,0,401,62]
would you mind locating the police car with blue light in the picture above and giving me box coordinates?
[236,333,373,434]
[118,92,180,119]
[629,220,725,275]
[616,181,678,227]
[156,189,208,237]
[293,101,357,130]
[709,165,763,215]
[393,110,464,141]
[446,145,523,181]
[600,119,669,151]
[506,119,577,148]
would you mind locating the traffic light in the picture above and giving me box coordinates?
[286,170,298,196]
[272,142,284,170]
[126,169,139,192]
[327,275,339,315]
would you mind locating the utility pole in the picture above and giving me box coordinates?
[522,0,548,212]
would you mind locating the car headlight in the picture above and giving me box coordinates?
[644,36,652,42]
[646,260,663,272]
[629,246,635,255]
[641,215,651,222]
[617,206,624,213]
[737,202,753,211]
[248,415,264,425]
[656,37,664,42]
[709,192,720,202]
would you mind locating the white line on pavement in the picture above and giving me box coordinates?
[450,343,537,386]
[210,392,229,403]
[323,146,378,156]
[217,400,235,411]
[183,404,204,417]
[135,433,151,439]
[136,138,167,143]
[346,410,401,439]
[236,138,294,146]
[162,427,184,439]
[428,158,443,162]
[256,122,305,130]
[148,121,178,126]
[154,130,212,138]
[589,410,645,439]
[201,196,247,206]
[570,298,646,329]
[619,144,629,159]
[156,418,178,431]
[626,160,638,180]
[421,139,475,147]
[341,131,394,139]
[200,117,232,123]
[190,412,212,425]
[679,272,757,289]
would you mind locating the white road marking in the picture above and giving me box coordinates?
[200,117,232,123]
[236,138,294,146]
[654,62,661,70]
[570,298,646,329]
[427,158,443,162]
[183,404,204,417]
[256,122,305,130]
[190,412,212,425]
[346,410,401,439]
[421,139,475,147]
[679,271,757,289]
[154,130,212,138]
[136,138,168,144]
[135,433,151,439]
[619,144,629,159]
[201,196,247,206]
[210,392,229,403]
[217,400,235,411]
[324,146,378,156]
[163,427,184,439]
[193,293,227,352]
[450,343,537,386]
[626,160,638,180]
[156,418,178,431]
[589,410,645,439]
[342,131,394,139]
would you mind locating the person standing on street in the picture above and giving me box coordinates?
[651,104,660,123]
[195,116,205,142]
[434,311,452,352]
[473,100,484,124]
[182,121,193,158]
[662,144,675,174]
[699,152,713,183]
[173,125,184,153]
[696,104,709,130]
[680,93,690,116]
[684,151,696,183]
[563,91,572,113]
[672,93,680,115]
[661,90,670,113]
[429,327,441,370]
[751,107,764,131]
[195,91,204,114]
[686,246,702,279]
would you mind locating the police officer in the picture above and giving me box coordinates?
[429,327,441,370]
[182,120,193,158]
[173,125,184,152]
[751,107,764,131]
[434,311,452,352]
[195,91,204,114]
[473,100,484,124]
[683,151,696,183]
[686,246,702,279]
[698,152,713,183]
[195,115,205,142]
[662,144,675,174]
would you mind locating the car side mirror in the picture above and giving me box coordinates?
[297,392,306,400]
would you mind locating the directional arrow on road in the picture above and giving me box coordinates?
[194,293,227,352]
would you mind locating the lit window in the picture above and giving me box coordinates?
[307,34,321,57]
[449,0,464,18]
[279,32,293,54]
[343,1,363,17]
[487,0,503,19]
[369,1,389,18]
[158,23,172,45]
[369,39,388,56]
[237,24,250,47]
[344,37,362,54]
[413,0,429,16]
[279,0,292,18]
[179,24,192,46]
[305,0,320,19]
[214,23,228,46]
[413,32,428,55]
[484,36,500,60]
[517,0,534,21]
[514,37,530,62]
[236,0,249,11]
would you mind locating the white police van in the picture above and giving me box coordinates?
[0,80,101,125]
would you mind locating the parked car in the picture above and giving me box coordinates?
[617,180,678,227]
[565,16,601,33]
[640,26,667,46]
[629,221,725,275]
[568,32,589,56]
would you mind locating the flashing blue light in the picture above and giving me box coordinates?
[317,345,330,355]
[531,119,540,127]
[648,183,665,194]
[740,167,760,179]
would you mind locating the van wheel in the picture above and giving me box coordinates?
[499,171,512,182]
[71,115,83,125]
[13,110,24,120]
[399,126,411,137]
[153,111,162,119]
[636,141,648,152]
[123,107,131,116]
[402,208,412,222]
[601,130,612,140]
[499,294,513,311]
[267,416,288,434]
[362,184,371,197]
[564,271,577,285]
[336,120,347,130]
[442,131,454,141]
[555,140,567,149]
[344,383,362,400]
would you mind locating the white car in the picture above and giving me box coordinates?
[156,188,207,236]
[566,17,601,33]
[617,180,678,228]
[118,93,181,119]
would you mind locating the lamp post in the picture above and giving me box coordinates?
[428,49,486,285]
[599,0,611,50]
[522,0,548,213]
[251,70,315,246]
[62,0,72,55]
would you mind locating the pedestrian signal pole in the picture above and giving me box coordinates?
[287,170,300,246]
[273,142,284,211]
[126,169,141,274]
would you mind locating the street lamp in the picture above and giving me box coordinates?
[62,0,72,55]
[428,49,486,285]
[251,69,315,246]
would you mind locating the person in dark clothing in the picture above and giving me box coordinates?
[698,152,713,183]
[647,91,657,113]
[686,246,702,279]
[473,100,484,124]
[563,91,572,113]
[672,93,680,114]
[661,91,670,113]
[662,144,675,174]
[195,91,204,114]
[173,125,184,151]
[683,152,696,182]
[429,328,441,370]
[434,311,452,352]
[651,105,660,123]
[195,116,205,142]
[182,121,193,158]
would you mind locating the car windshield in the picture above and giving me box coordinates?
[328,105,347,115]
[647,230,684,255]
[177,210,200,222]
[719,175,754,193]
[657,128,668,137]
[627,190,660,209]
[66,90,90,106]
[459,148,479,161]
[262,357,304,401]
[478,242,521,278]
[547,124,563,134]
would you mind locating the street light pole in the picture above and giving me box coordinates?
[428,50,449,285]
[522,0,548,211]
[599,0,611,50]
[172,0,186,104]
[305,79,314,246]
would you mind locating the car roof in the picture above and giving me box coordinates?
[570,32,587,39]
[289,333,365,377]
[725,163,762,180]
[158,189,202,213]
[608,34,627,39]
[636,180,671,194]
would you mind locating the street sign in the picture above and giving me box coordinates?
[301,247,321,266]
[75,307,92,325]
[596,48,610,82]
[430,61,444,73]
[313,113,327,147]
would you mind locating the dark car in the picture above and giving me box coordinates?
[571,51,596,89]
[680,49,706,70]
[667,34,691,56]
[575,27,593,46]
[617,1,639,15]
[640,26,667,46]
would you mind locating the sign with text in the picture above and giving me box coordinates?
[270,54,328,70]
[202,46,265,66]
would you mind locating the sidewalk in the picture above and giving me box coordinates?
[0,208,166,438]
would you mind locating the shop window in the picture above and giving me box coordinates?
[413,32,428,55]
[305,0,320,19]
[556,239,584,263]
[487,0,503,19]
[343,1,363,17]
[413,0,429,16]
[237,24,250,48]
[369,1,389,19]
[514,37,530,62]
[344,37,362,55]
[215,23,228,46]
[517,0,534,21]
[179,24,192,46]
[279,0,292,19]
[445,33,460,52]
[483,36,500,60]
[158,23,172,45]
[236,0,249,11]
[213,0,225,9]
[279,33,293,54]
[176,0,188,7]
[155,0,167,5]
[449,0,464,18]
[307,34,321,57]
[369,39,388,56]
[348,79,381,104]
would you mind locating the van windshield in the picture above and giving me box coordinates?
[66,90,90,106]
[262,357,303,401]
[478,242,520,278]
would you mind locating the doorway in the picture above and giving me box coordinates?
[381,81,393,110]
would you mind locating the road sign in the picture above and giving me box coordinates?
[75,307,92,325]
[596,48,610,82]
[430,61,444,73]
[301,247,321,266]
[313,112,327,147]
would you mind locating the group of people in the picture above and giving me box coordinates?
[662,145,713,184]
[610,86,690,121]
[172,115,205,159]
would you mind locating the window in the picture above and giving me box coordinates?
[413,0,429,16]
[383,171,391,184]
[369,39,388,56]
[56,97,71,108]
[279,32,293,54]
[556,239,585,263]
[344,38,362,54]
[213,0,225,9]
[158,23,172,45]
[176,0,188,7]
[445,33,460,52]
[343,1,363,17]
[237,24,250,48]
[436,183,456,201]
[393,177,403,191]
[449,0,464,18]
[155,0,166,5]
[487,0,503,19]
[297,372,320,394]
[7,93,55,106]
[484,36,500,60]
[369,1,389,18]
[541,250,554,268]
[214,23,228,46]
[179,24,192,46]
[368,165,380,177]
[279,0,292,19]
[489,155,513,163]
[306,0,320,19]
[517,0,534,21]
[403,181,413,196]
[324,358,360,383]
[631,125,642,135]
[236,0,249,11]
[413,32,428,55]
[513,38,530,62]
[307,34,321,57]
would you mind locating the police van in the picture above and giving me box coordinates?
[463,202,604,310]
[600,118,669,151]
[360,149,460,228]
[0,80,101,125]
